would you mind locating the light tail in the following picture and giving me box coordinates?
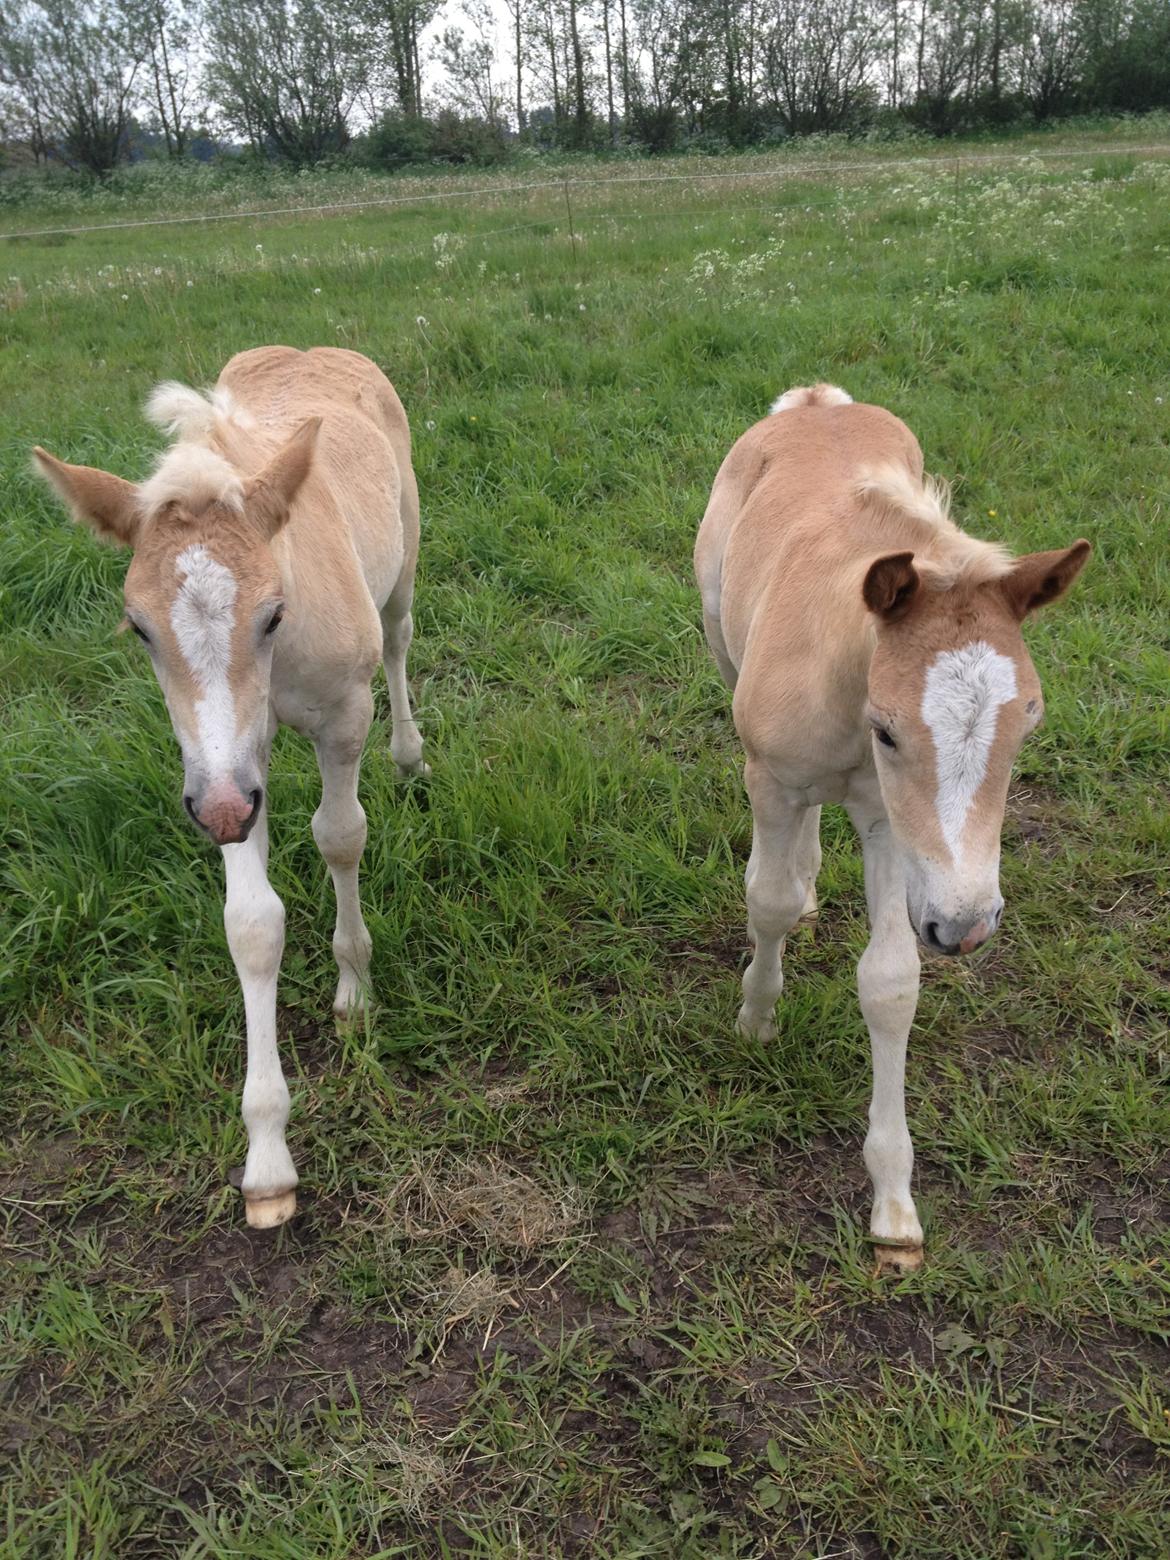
[770,383,853,415]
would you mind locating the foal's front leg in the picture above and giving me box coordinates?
[223,801,298,1229]
[312,688,375,1018]
[847,789,924,1271]
[737,758,815,1041]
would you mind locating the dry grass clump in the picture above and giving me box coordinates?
[388,1153,583,1252]
[322,1434,452,1520]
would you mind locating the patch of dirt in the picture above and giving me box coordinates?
[1003,779,1083,859]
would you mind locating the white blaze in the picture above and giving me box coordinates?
[171,544,239,770]
[921,641,1017,862]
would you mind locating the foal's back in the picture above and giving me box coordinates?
[697,393,924,665]
[218,346,419,614]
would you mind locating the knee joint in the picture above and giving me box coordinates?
[225,891,284,980]
[747,877,806,937]
[312,801,366,868]
[385,611,414,657]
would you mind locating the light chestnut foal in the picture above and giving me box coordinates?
[34,346,428,1229]
[696,384,1089,1270]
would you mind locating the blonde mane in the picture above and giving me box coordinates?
[137,383,254,519]
[856,465,1013,590]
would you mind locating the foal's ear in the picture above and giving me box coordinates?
[862,551,920,622]
[245,416,321,537]
[1000,540,1091,621]
[32,447,141,547]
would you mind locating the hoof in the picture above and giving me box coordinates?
[736,1008,776,1042]
[395,753,431,779]
[244,1190,297,1229]
[333,992,368,1022]
[872,1242,923,1275]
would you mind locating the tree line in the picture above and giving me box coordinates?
[2,0,1169,178]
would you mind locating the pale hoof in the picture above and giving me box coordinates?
[244,1190,297,1229]
[736,1007,776,1042]
[333,989,368,1022]
[393,743,431,778]
[872,1242,924,1276]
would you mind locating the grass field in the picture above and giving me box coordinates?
[2,129,1169,1557]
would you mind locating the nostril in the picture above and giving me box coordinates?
[924,921,941,950]
[184,795,199,825]
[248,788,262,818]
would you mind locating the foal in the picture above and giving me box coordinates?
[34,346,428,1228]
[695,384,1089,1269]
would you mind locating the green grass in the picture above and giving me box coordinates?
[2,132,1169,1557]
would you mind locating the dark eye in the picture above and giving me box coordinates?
[875,728,897,751]
[265,610,284,636]
[129,620,150,644]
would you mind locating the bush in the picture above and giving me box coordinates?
[355,110,512,170]
[629,103,682,155]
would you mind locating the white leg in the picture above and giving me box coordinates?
[737,758,812,1041]
[797,805,822,922]
[223,801,297,1229]
[313,693,374,1019]
[847,789,924,1268]
[381,589,429,776]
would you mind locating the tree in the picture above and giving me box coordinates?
[435,2,506,122]
[205,0,369,165]
[760,0,884,134]
[134,0,200,156]
[0,0,147,176]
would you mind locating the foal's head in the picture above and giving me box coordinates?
[862,539,1090,956]
[34,419,319,846]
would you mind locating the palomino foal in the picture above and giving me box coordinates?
[34,346,429,1228]
[695,384,1089,1269]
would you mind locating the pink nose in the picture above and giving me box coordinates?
[959,920,991,955]
[186,786,261,845]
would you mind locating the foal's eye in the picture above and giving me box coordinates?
[265,610,284,636]
[875,728,897,751]
[129,620,150,645]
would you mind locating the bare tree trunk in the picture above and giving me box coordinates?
[619,0,629,121]
[568,0,587,141]
[602,0,615,138]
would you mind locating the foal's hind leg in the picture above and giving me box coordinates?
[313,687,375,1018]
[380,572,429,777]
[797,805,822,923]
[737,758,814,1041]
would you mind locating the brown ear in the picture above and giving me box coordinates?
[862,551,920,622]
[1001,540,1091,620]
[244,417,321,537]
[32,447,141,547]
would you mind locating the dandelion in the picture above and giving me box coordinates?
[255,244,263,252]
[416,315,428,327]
[425,419,436,431]
[988,509,998,517]
[186,280,193,288]
[313,287,321,295]
[578,303,586,312]
[121,293,128,300]
[1156,397,1164,405]
[470,415,477,422]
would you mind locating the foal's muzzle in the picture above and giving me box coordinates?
[185,786,263,847]
[918,901,1003,957]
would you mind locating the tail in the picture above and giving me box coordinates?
[144,382,253,442]
[770,382,853,415]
